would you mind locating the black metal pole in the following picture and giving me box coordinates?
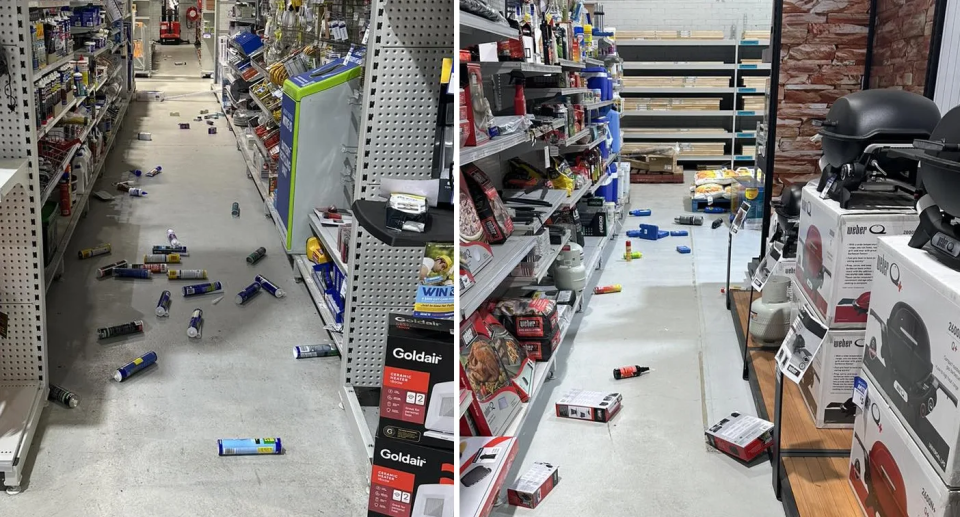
[772,368,785,500]
[726,232,733,310]
[862,0,879,90]
[924,0,950,99]
[759,0,785,259]
[742,286,756,380]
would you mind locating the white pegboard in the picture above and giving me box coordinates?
[0,184,40,306]
[343,304,410,386]
[349,232,422,307]
[369,0,453,48]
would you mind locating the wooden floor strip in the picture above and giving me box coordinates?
[784,457,861,517]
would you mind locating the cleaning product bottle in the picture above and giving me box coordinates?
[510,72,526,116]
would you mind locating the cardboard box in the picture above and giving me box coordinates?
[368,437,454,517]
[462,165,513,244]
[704,412,774,462]
[377,315,454,451]
[796,302,865,428]
[628,153,677,173]
[578,197,608,237]
[518,331,561,362]
[850,372,960,516]
[460,437,519,517]
[507,462,560,509]
[794,185,917,328]
[136,91,165,102]
[460,63,490,147]
[460,313,523,436]
[863,236,960,487]
[555,389,622,423]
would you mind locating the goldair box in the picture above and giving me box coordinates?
[368,437,454,517]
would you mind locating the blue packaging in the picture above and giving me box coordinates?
[670,230,689,236]
[156,290,172,317]
[630,209,651,217]
[232,31,263,56]
[152,245,187,254]
[235,282,261,305]
[677,246,691,254]
[183,281,223,297]
[114,351,157,382]
[704,207,728,214]
[657,230,669,239]
[114,267,151,279]
[255,275,285,298]
[629,224,660,241]
[218,437,282,456]
[187,308,203,338]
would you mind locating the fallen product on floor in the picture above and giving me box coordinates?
[235,281,261,305]
[187,308,203,338]
[96,260,128,278]
[613,365,650,380]
[508,462,560,509]
[255,275,285,298]
[78,243,111,259]
[217,438,282,456]
[114,351,158,382]
[168,269,206,279]
[48,385,79,408]
[555,389,623,422]
[155,290,172,317]
[97,320,144,339]
[705,412,774,462]
[293,344,338,359]
[594,284,621,294]
[182,281,223,297]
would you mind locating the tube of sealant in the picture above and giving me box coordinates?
[168,269,207,280]
[152,245,188,255]
[187,308,203,338]
[112,268,152,279]
[48,384,79,407]
[128,169,142,177]
[294,344,338,359]
[145,166,162,177]
[113,351,157,382]
[183,281,222,297]
[78,243,111,259]
[96,260,128,278]
[235,282,261,305]
[129,188,148,197]
[144,253,180,263]
[156,290,172,317]
[231,202,240,217]
[255,275,285,298]
[218,437,282,456]
[97,320,144,339]
[131,263,168,273]
[167,229,181,247]
[246,247,266,264]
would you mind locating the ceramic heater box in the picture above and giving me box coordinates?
[794,185,917,329]
[368,437,454,517]
[863,236,960,487]
[849,372,960,517]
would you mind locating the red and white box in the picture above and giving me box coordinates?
[507,462,560,509]
[555,389,622,423]
[704,412,774,462]
[460,437,518,517]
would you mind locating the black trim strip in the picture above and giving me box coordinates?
[863,0,879,89]
[925,0,950,99]
[760,0,785,257]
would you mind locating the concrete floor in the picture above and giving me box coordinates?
[495,178,785,516]
[6,72,370,515]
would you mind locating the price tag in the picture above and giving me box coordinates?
[273,89,283,99]
[730,201,751,235]
[852,376,868,410]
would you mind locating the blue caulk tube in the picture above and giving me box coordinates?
[294,344,338,359]
[152,245,188,255]
[129,188,148,197]
[187,308,203,338]
[156,290,172,317]
[235,282,261,305]
[113,267,152,279]
[183,281,222,297]
[114,351,157,382]
[255,275,285,298]
[218,437,282,456]
[629,209,652,216]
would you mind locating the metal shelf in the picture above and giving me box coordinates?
[225,112,272,203]
[30,0,72,6]
[461,131,533,166]
[503,189,568,234]
[76,45,110,59]
[584,57,604,66]
[460,236,537,319]
[309,213,348,273]
[40,143,80,206]
[621,109,733,117]
[623,62,737,70]
[618,39,738,47]
[623,131,732,140]
[560,127,590,145]
[560,135,603,153]
[38,95,84,138]
[294,255,345,351]
[603,152,619,170]
[524,87,590,99]
[560,181,592,210]
[0,382,45,472]
[736,132,757,139]
[589,173,609,195]
[621,87,735,94]
[460,11,516,47]
[0,160,28,202]
[33,53,75,80]
[71,24,104,34]
[479,62,561,76]
[510,231,571,284]
[558,59,585,70]
[583,100,614,110]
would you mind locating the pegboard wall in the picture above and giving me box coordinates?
[0,1,48,386]
[343,0,452,388]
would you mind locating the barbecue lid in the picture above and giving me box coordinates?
[819,90,940,143]
[914,105,960,215]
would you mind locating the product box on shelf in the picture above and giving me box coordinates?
[460,313,524,436]
[555,389,622,423]
[507,462,561,509]
[849,372,960,517]
[794,185,917,328]
[378,315,454,451]
[460,437,519,517]
[577,196,608,237]
[368,437,454,517]
[790,302,865,428]
[704,412,774,462]
[862,235,960,487]
[460,62,490,147]
[462,165,513,244]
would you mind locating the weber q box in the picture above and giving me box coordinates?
[850,373,960,517]
[378,315,454,451]
[368,437,454,517]
[862,235,960,487]
[794,185,916,328]
[555,389,622,423]
[705,412,774,462]
[460,437,519,517]
[507,462,560,509]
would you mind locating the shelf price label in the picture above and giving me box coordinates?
[737,110,757,116]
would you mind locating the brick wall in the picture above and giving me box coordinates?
[774,0,871,180]
[601,0,772,33]
[869,0,935,94]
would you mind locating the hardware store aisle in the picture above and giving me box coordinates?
[6,79,369,516]
[496,179,785,516]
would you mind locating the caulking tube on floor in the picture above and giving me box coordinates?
[144,253,180,264]
[167,228,181,247]
[97,320,144,339]
[113,351,157,382]
[48,384,79,407]
[156,290,172,317]
[152,245,188,255]
[131,263,168,273]
[182,281,222,297]
[246,247,266,264]
[78,243,111,259]
[168,269,207,280]
[218,438,282,456]
[187,309,203,338]
[235,282,261,305]
[96,260,128,278]
[255,275,285,298]
[145,166,162,177]
[113,268,152,279]
[294,344,338,359]
[129,188,148,197]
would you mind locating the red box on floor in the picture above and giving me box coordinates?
[704,412,774,462]
[507,462,560,509]
[554,389,622,423]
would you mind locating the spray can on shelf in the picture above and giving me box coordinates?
[96,260,128,278]
[48,384,79,407]
[246,247,266,264]
[187,308,203,338]
[182,281,222,297]
[145,166,162,177]
[113,351,157,382]
[231,202,240,217]
[131,263,168,273]
[168,269,207,280]
[613,365,649,380]
[97,320,144,339]
[235,282,261,305]
[167,228,181,247]
[625,241,632,262]
[112,268,152,279]
[129,188,148,197]
[59,178,71,216]
[255,275,285,298]
[152,245,188,255]
[594,284,622,295]
[144,253,180,264]
[294,344,338,359]
[78,243,111,260]
[155,290,172,317]
[218,437,282,456]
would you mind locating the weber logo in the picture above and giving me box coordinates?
[801,199,812,217]
[949,322,960,341]
[876,255,889,276]
[922,488,936,514]
[847,225,867,235]
[380,449,426,466]
[393,348,442,364]
[516,317,544,337]
[835,338,853,348]
[869,224,886,235]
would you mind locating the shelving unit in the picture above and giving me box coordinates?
[618,39,770,170]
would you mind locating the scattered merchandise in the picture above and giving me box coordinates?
[132,263,168,273]
[97,320,144,339]
[368,437,454,517]
[255,275,285,298]
[594,284,621,295]
[113,351,157,382]
[169,112,179,117]
[629,209,652,216]
[144,253,179,263]
[675,215,703,226]
[613,365,650,380]
[138,132,152,141]
[293,344,338,359]
[129,169,143,177]
[623,251,643,259]
[235,281,261,305]
[670,230,688,236]
[179,123,190,129]
[704,412,774,462]
[183,282,223,297]
[460,437,519,517]
[508,462,560,509]
[555,389,623,423]
[145,166,162,177]
[155,290,172,317]
[152,245,188,255]
[48,384,79,408]
[246,246,266,264]
[232,201,240,217]
[168,228,181,247]
[208,127,217,135]
[187,308,203,338]
[217,438,282,456]
[78,243,111,259]
[676,246,691,254]
[113,268,152,279]
[93,191,114,201]
[96,260,128,278]
[711,218,724,229]
[212,296,224,305]
[168,269,207,280]
[129,188,148,197]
